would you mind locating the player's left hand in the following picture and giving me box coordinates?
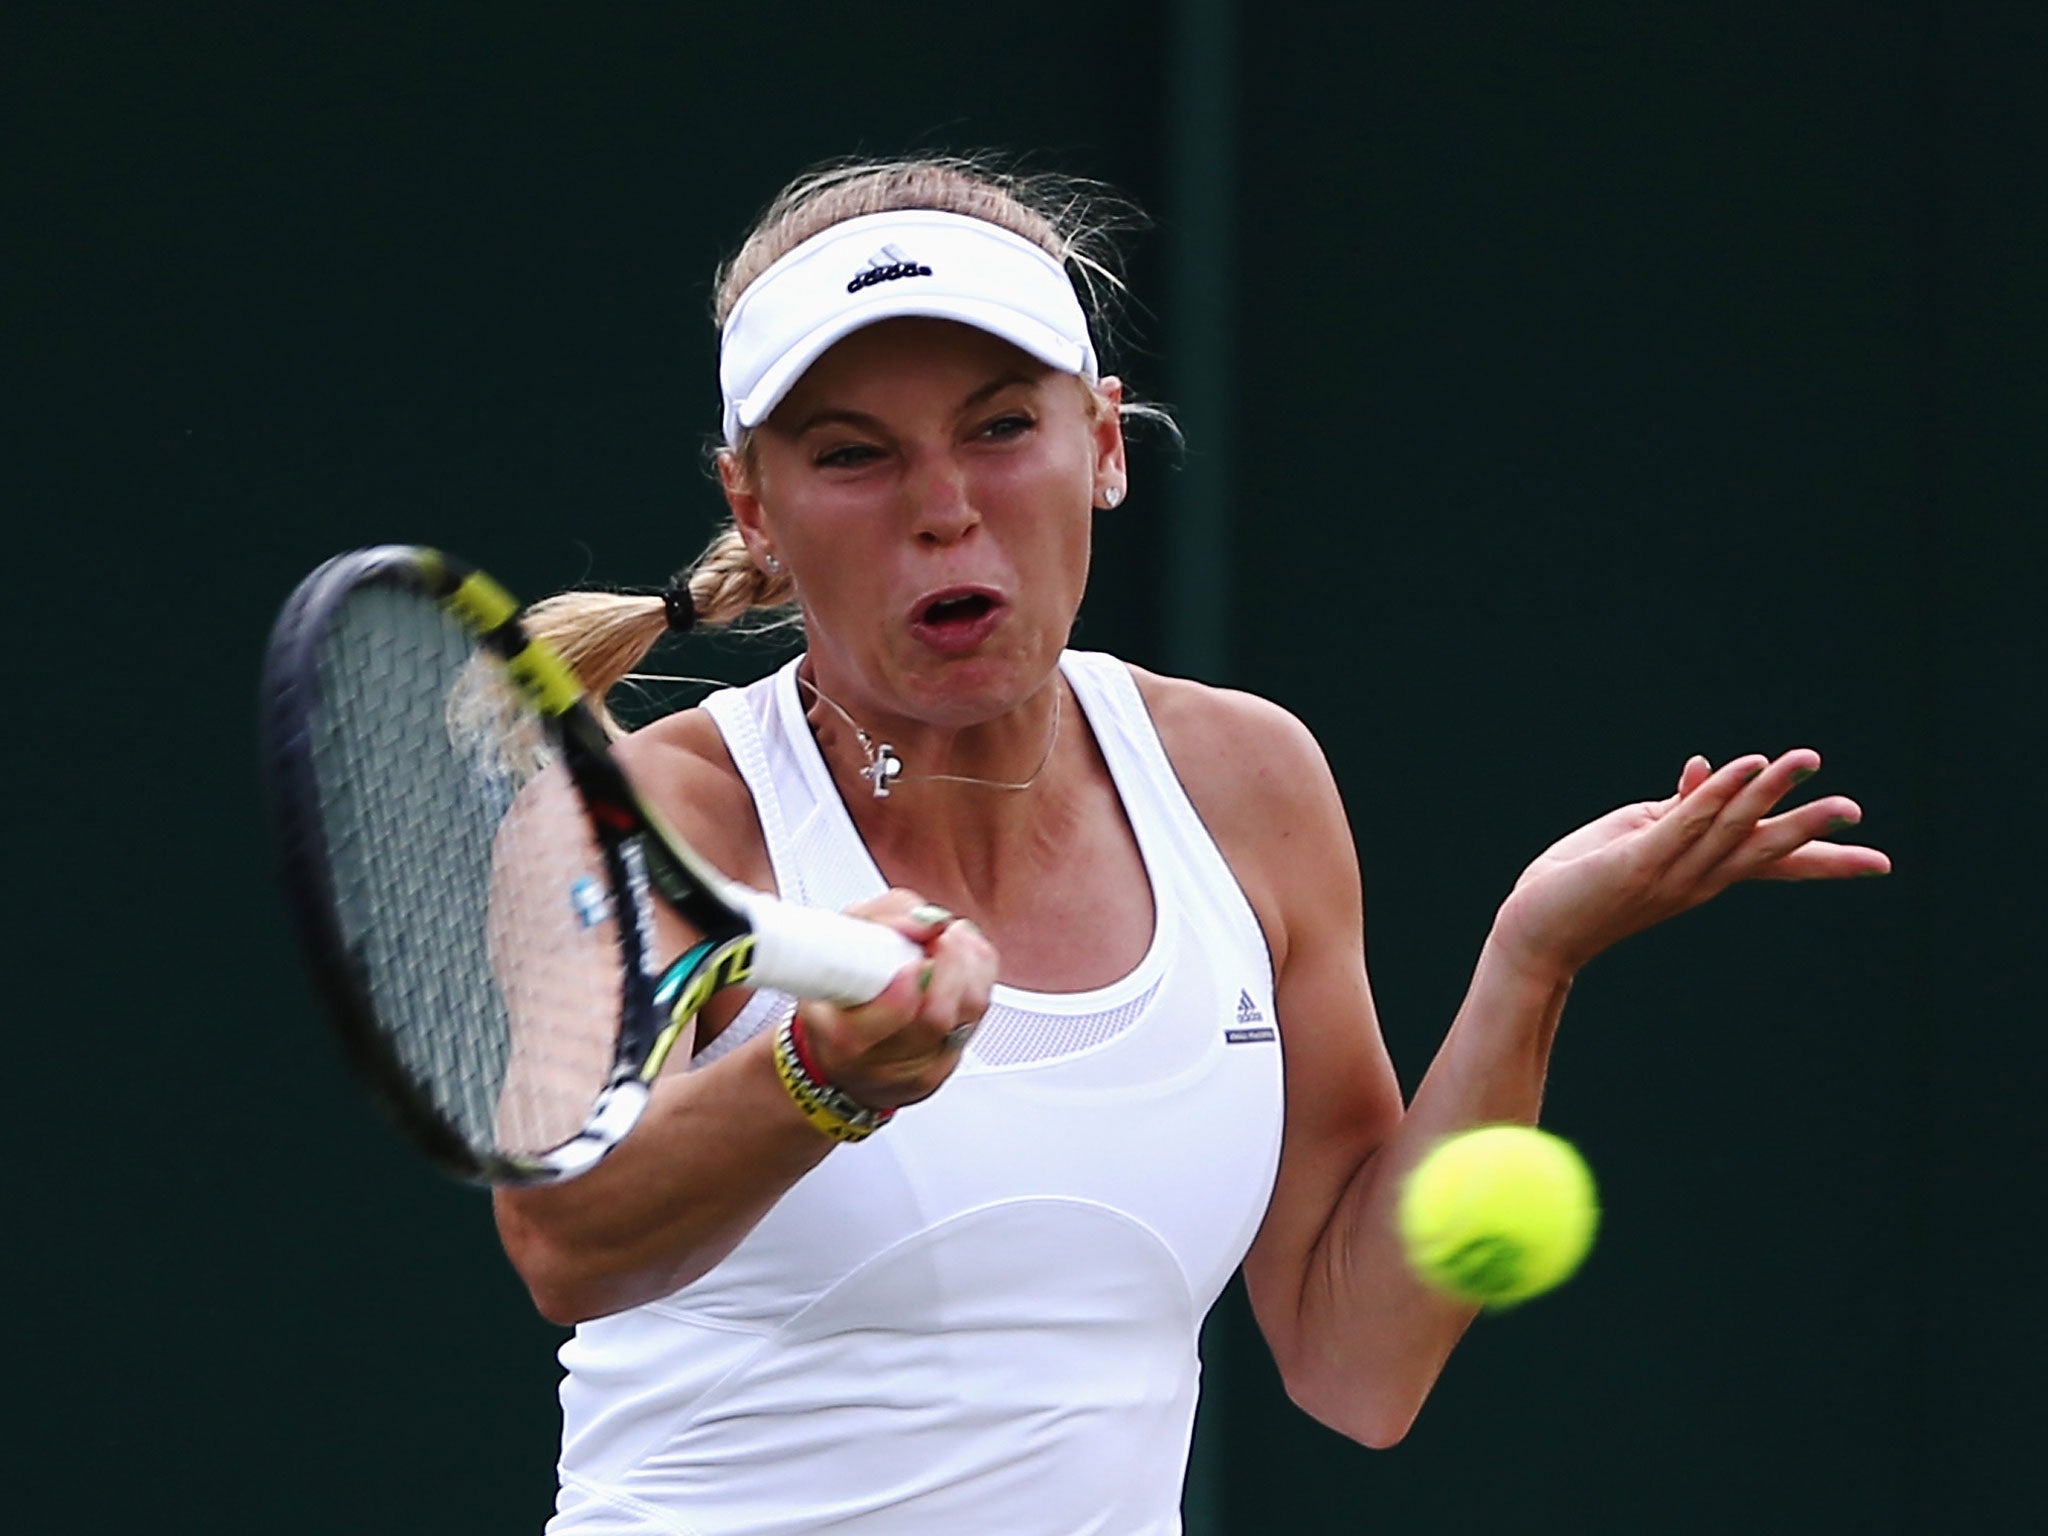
[1487,748,1891,982]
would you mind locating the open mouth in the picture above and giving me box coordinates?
[910,589,1005,652]
[917,591,998,626]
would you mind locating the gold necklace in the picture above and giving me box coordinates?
[797,673,1062,800]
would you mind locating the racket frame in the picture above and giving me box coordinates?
[264,546,784,1184]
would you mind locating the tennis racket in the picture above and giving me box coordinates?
[261,544,920,1185]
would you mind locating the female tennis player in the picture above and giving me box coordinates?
[494,156,1890,1534]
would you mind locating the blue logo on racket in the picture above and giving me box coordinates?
[569,877,613,928]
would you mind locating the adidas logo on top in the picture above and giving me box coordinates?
[1225,988,1275,1046]
[847,243,933,294]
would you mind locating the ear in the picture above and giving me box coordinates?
[717,447,776,568]
[1090,376,1129,509]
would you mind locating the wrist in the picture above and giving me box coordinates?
[1479,921,1580,995]
[773,1013,893,1144]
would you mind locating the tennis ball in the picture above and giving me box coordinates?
[1397,1124,1599,1308]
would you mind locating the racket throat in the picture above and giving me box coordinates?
[644,937,760,1079]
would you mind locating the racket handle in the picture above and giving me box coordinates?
[734,891,924,1006]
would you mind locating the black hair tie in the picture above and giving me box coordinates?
[660,582,697,633]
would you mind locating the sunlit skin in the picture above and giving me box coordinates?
[720,317,1126,778]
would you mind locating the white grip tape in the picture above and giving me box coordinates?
[736,891,923,1005]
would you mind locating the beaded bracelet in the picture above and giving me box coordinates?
[773,1013,893,1143]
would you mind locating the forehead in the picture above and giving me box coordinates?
[778,318,1054,412]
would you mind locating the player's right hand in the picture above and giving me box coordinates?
[794,888,997,1111]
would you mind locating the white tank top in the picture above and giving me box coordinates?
[549,651,1284,1536]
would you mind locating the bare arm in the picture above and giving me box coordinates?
[1149,676,1890,1447]
[490,715,995,1325]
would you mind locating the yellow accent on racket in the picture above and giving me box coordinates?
[445,568,521,633]
[505,640,584,716]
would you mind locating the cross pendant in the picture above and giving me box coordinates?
[862,744,905,798]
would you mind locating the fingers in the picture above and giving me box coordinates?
[798,888,998,1110]
[1746,798,1894,881]
[1656,749,1892,892]
[1498,745,1889,977]
[847,888,997,1037]
[1754,836,1894,881]
[841,887,966,946]
[1645,748,1810,878]
[919,917,998,1051]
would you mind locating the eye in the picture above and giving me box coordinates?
[978,412,1036,442]
[815,442,883,470]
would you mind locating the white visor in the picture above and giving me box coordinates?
[718,209,1100,446]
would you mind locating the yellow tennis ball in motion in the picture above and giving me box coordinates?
[1398,1125,1600,1308]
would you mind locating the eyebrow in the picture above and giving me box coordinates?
[788,371,1042,437]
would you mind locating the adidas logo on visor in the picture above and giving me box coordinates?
[847,243,933,294]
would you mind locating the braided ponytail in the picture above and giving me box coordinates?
[521,526,796,736]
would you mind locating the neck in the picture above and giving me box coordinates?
[796,664,1064,804]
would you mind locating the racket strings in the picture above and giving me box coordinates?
[307,586,627,1162]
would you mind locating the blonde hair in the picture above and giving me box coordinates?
[526,152,1168,732]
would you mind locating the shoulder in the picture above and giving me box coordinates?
[1122,666,1356,971]
[615,701,775,892]
[1124,665,1340,822]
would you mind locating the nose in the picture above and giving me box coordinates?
[905,452,979,546]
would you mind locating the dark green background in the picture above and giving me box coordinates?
[11,3,2041,1531]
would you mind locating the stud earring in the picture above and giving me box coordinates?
[764,552,782,575]
[1102,486,1124,509]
